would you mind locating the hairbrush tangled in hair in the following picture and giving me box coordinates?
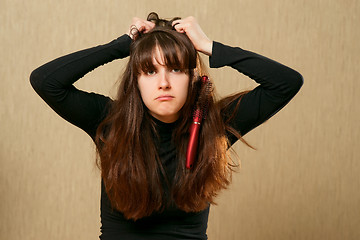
[186,75,213,169]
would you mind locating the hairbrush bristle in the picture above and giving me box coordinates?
[194,76,212,119]
[193,108,203,118]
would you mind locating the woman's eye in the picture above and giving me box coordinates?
[147,70,156,75]
[172,69,181,73]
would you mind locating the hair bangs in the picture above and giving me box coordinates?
[132,30,196,76]
[154,33,189,71]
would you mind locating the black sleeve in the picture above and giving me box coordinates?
[30,34,132,138]
[209,41,303,144]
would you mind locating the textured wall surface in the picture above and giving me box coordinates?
[1,0,359,239]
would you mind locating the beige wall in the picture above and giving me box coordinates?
[1,0,359,239]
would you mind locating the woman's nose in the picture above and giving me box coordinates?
[158,71,171,89]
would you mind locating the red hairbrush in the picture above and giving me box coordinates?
[186,76,212,169]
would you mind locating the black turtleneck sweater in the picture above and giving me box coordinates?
[30,34,303,239]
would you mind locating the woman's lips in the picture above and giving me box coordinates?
[155,95,174,101]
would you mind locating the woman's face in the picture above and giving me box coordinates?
[137,47,190,123]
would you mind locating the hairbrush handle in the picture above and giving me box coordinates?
[186,118,201,169]
[185,76,210,169]
[186,103,203,169]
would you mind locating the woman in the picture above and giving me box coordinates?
[30,12,303,240]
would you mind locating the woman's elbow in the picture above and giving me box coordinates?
[288,70,304,95]
[29,68,44,93]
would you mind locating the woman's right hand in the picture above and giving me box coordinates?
[127,17,155,39]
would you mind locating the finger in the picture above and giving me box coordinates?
[173,23,185,33]
[172,19,182,26]
[143,21,155,33]
[138,23,148,33]
[172,19,185,31]
[138,25,145,33]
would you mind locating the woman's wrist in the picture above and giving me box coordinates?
[200,40,213,56]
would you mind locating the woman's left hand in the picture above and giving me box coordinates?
[172,17,213,56]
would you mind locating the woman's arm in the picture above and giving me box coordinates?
[210,42,303,143]
[30,35,132,137]
[172,16,303,143]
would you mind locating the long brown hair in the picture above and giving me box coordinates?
[95,13,248,220]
